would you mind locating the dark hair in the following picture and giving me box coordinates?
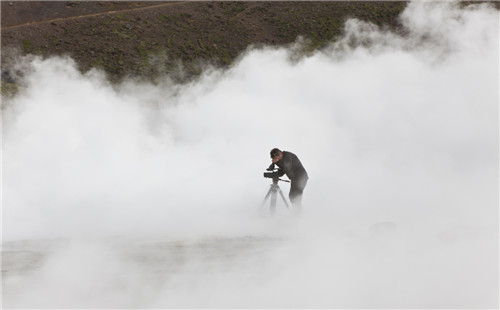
[270,148,281,158]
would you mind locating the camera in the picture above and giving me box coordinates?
[263,164,285,184]
[263,171,281,179]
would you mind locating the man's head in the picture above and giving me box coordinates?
[270,148,283,163]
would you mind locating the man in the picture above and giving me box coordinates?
[269,148,309,213]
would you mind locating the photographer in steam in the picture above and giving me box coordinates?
[268,148,309,213]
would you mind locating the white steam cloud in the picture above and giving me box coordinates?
[2,1,498,308]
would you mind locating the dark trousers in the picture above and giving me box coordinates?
[289,177,308,212]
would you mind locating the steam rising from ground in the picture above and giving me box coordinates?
[2,2,498,308]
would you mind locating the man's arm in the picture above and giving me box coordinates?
[276,168,285,177]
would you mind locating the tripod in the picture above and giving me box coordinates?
[262,177,291,215]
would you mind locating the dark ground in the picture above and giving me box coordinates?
[1,1,408,86]
[1,1,497,90]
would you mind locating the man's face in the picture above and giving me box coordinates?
[271,151,282,163]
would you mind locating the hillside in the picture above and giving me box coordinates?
[1,1,412,87]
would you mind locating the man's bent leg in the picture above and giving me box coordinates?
[289,178,307,214]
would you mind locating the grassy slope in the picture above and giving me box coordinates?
[1,2,409,84]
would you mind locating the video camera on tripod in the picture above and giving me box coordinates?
[262,164,290,215]
[263,163,289,184]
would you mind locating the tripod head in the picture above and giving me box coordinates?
[263,168,290,185]
[272,177,290,185]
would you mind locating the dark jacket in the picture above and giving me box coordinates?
[275,151,308,181]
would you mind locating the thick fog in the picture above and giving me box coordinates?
[2,1,498,308]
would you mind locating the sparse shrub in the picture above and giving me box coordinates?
[21,39,32,53]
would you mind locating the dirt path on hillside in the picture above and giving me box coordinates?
[1,1,187,31]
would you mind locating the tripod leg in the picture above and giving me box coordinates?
[270,191,277,215]
[277,188,291,210]
[261,187,273,207]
